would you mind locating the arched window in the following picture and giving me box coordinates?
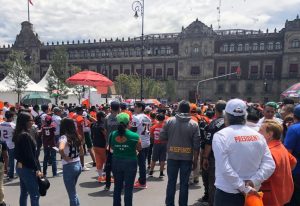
[237,44,243,52]
[252,43,258,51]
[292,39,300,48]
[267,42,274,50]
[259,43,265,51]
[245,43,250,52]
[275,42,281,50]
[229,44,235,52]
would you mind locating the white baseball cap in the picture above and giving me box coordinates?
[225,99,247,116]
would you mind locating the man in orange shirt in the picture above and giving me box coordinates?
[149,113,167,178]
[259,120,297,206]
[72,106,95,171]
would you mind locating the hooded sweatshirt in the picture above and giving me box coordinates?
[160,113,200,161]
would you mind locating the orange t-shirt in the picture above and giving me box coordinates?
[261,140,297,206]
[150,122,166,144]
[72,114,84,137]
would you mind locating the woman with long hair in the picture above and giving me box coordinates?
[13,112,42,206]
[111,113,141,206]
[59,118,83,206]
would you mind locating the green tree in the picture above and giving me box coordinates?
[72,85,87,105]
[48,46,69,105]
[69,66,85,104]
[165,79,176,101]
[115,74,140,99]
[2,50,31,103]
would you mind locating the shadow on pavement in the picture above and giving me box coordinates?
[79,181,101,188]
[4,181,20,187]
[88,190,113,197]
[147,177,164,182]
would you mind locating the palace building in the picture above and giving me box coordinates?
[1,16,300,102]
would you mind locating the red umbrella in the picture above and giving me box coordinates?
[66,71,113,87]
[281,82,300,98]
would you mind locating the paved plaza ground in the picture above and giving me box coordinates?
[4,151,206,206]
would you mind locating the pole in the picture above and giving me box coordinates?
[27,0,30,22]
[140,0,144,101]
[88,86,91,108]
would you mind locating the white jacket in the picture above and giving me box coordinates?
[212,125,275,194]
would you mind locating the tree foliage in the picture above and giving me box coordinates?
[115,74,175,101]
[2,50,31,103]
[47,46,69,105]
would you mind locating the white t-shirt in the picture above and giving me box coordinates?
[40,112,48,125]
[59,135,80,165]
[256,117,283,128]
[246,121,260,132]
[82,111,91,133]
[0,121,15,149]
[52,115,62,136]
[212,125,275,194]
[3,107,9,116]
[132,113,151,148]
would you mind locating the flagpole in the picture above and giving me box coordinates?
[27,0,30,22]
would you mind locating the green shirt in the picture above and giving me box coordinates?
[110,129,140,160]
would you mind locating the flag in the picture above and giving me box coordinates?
[28,0,33,5]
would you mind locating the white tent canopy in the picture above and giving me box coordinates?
[0,74,46,92]
[37,65,54,90]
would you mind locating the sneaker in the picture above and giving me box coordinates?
[134,181,147,189]
[104,186,110,191]
[82,166,90,171]
[159,172,165,178]
[98,176,106,183]
[148,171,154,177]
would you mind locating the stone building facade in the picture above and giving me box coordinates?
[1,17,300,102]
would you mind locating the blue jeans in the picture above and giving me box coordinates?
[8,148,15,178]
[166,159,192,206]
[137,147,149,185]
[112,158,137,206]
[214,189,244,206]
[43,147,57,176]
[63,161,82,206]
[16,167,40,206]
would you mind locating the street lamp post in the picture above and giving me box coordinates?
[132,0,144,101]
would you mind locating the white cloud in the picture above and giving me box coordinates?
[0,0,300,45]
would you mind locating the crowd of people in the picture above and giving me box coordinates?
[0,97,298,206]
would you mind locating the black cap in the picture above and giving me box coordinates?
[38,177,50,196]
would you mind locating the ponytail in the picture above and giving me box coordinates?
[118,123,127,136]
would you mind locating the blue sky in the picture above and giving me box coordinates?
[0,0,300,45]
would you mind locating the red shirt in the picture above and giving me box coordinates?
[150,122,166,144]
[42,124,56,148]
